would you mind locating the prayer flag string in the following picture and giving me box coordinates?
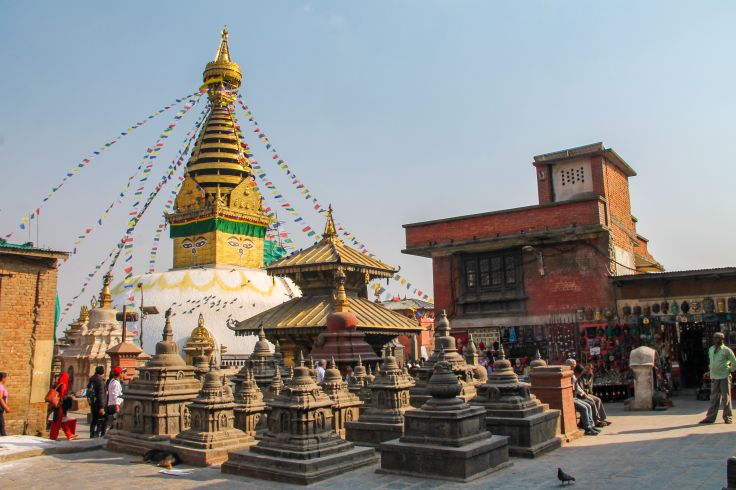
[65,94,204,260]
[236,97,432,303]
[5,91,199,241]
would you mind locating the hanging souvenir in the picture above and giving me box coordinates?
[661,301,670,315]
[652,303,660,314]
[703,297,715,314]
[622,305,632,316]
[717,298,726,313]
[633,305,642,316]
[728,297,736,313]
[671,302,679,315]
[681,301,690,314]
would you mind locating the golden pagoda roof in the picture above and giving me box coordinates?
[232,294,421,335]
[267,206,396,277]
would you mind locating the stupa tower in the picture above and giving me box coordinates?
[166,26,270,269]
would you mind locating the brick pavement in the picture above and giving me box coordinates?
[0,395,732,489]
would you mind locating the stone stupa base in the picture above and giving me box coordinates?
[344,420,403,447]
[106,430,173,456]
[221,440,377,485]
[172,429,254,466]
[485,408,561,458]
[378,434,511,482]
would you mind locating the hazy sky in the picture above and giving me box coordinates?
[1,1,734,318]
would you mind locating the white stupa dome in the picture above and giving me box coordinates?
[111,266,298,355]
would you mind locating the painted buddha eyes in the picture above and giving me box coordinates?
[182,237,207,249]
[227,237,255,250]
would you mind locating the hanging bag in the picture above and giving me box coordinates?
[45,387,60,408]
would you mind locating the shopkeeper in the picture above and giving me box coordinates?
[699,332,736,424]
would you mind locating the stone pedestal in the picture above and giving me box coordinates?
[222,352,376,485]
[627,365,655,411]
[625,346,656,411]
[107,310,201,455]
[322,358,363,438]
[472,347,560,458]
[171,363,252,466]
[410,311,479,408]
[378,361,511,482]
[529,364,582,443]
[345,355,415,447]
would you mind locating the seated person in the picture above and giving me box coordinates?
[573,397,599,436]
[573,364,611,427]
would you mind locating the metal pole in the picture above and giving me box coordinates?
[138,284,144,351]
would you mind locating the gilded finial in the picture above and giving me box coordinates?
[322,204,338,241]
[357,354,363,366]
[333,267,349,313]
[498,344,506,360]
[214,25,231,63]
[258,324,266,341]
[100,272,113,308]
[198,312,205,328]
[297,350,305,367]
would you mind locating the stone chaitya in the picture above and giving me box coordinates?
[410,310,479,408]
[221,352,377,485]
[232,367,266,438]
[464,334,488,387]
[471,345,560,458]
[345,354,415,446]
[107,309,200,454]
[171,360,252,465]
[264,366,284,402]
[249,325,281,390]
[322,357,363,438]
[347,355,371,410]
[379,361,511,482]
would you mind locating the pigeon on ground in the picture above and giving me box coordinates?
[558,468,575,485]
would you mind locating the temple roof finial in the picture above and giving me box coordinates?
[100,272,113,308]
[322,204,338,241]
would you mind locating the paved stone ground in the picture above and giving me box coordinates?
[0,395,732,489]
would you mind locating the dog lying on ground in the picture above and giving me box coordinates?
[130,449,182,469]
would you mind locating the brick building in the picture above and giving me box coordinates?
[403,143,663,364]
[0,242,68,435]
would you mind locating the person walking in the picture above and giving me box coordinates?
[105,367,124,431]
[87,366,106,438]
[0,372,10,436]
[700,332,736,424]
[49,372,75,440]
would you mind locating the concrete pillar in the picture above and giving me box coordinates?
[529,365,582,443]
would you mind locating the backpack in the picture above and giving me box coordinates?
[86,378,97,407]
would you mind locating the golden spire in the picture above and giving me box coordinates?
[333,267,349,313]
[100,272,113,308]
[214,26,231,63]
[322,205,338,242]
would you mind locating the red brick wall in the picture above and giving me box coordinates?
[0,253,60,435]
[536,164,554,204]
[432,255,455,315]
[523,240,614,315]
[405,198,605,250]
[601,160,636,255]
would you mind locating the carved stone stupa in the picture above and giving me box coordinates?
[347,355,371,410]
[410,310,478,408]
[107,309,200,454]
[222,352,377,485]
[345,354,415,447]
[471,345,561,458]
[379,361,511,482]
[232,368,266,438]
[322,357,363,438]
[172,361,252,465]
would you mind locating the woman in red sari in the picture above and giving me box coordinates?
[49,372,75,440]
